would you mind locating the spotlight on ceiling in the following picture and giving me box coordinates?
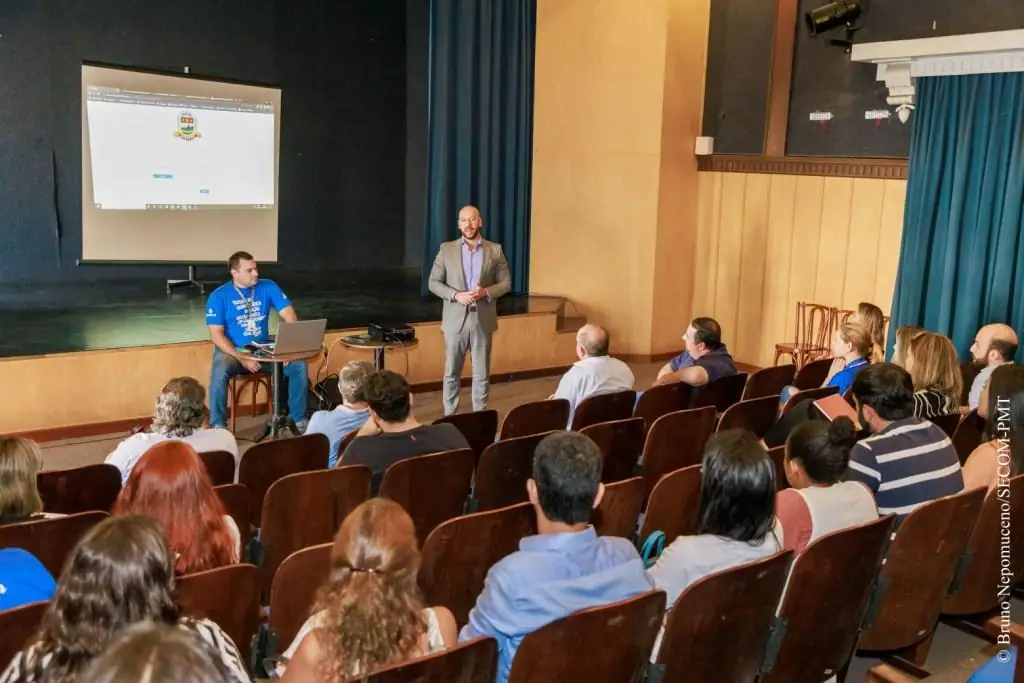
[805,0,863,37]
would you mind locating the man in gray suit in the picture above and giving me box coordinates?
[428,205,511,415]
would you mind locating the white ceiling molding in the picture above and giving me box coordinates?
[850,29,1024,122]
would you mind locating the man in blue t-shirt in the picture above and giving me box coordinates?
[205,251,308,430]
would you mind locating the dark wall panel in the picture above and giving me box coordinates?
[405,0,429,268]
[858,0,1024,42]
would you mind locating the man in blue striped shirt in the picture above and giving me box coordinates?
[846,363,964,522]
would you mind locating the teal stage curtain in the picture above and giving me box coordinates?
[421,0,536,295]
[888,73,1024,359]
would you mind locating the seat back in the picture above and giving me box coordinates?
[655,551,794,682]
[638,465,701,543]
[929,413,962,440]
[782,385,838,414]
[176,563,261,664]
[580,417,646,484]
[793,358,833,390]
[337,429,359,460]
[0,511,107,577]
[213,484,251,553]
[507,591,666,683]
[268,543,333,657]
[951,410,985,465]
[692,373,748,414]
[944,475,1024,615]
[37,464,121,514]
[639,407,716,498]
[856,487,987,652]
[760,515,895,683]
[434,410,499,466]
[0,600,48,673]
[743,364,797,400]
[366,637,498,683]
[260,466,372,594]
[500,399,570,440]
[199,450,236,486]
[716,396,779,438]
[570,390,637,431]
[238,433,329,526]
[380,449,474,543]
[633,384,695,435]
[419,503,536,626]
[592,476,645,539]
[474,432,552,512]
[766,445,788,491]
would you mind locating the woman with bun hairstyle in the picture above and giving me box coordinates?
[775,416,879,553]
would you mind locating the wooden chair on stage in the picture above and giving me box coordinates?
[379,448,474,543]
[230,372,272,433]
[474,432,552,512]
[774,301,834,369]
[199,449,236,486]
[507,591,665,683]
[593,476,645,540]
[716,396,779,439]
[639,407,715,498]
[365,637,498,683]
[692,373,748,414]
[176,563,261,665]
[238,433,329,528]
[37,464,121,514]
[0,600,48,673]
[0,511,107,577]
[579,417,645,484]
[262,543,333,665]
[782,385,838,414]
[951,410,985,465]
[742,364,796,400]
[499,399,569,440]
[793,357,835,390]
[633,383,695,435]
[651,551,793,683]
[638,465,701,544]
[419,502,536,626]
[570,390,637,431]
[213,484,251,556]
[434,410,498,467]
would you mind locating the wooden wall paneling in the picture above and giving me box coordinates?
[714,173,748,343]
[692,172,724,318]
[841,178,887,310]
[813,177,856,310]
[760,174,799,367]
[874,179,908,317]
[734,174,772,362]
[786,175,826,341]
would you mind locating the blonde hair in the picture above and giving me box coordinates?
[0,436,45,520]
[905,332,963,406]
[891,326,925,367]
[854,303,886,363]
[838,323,874,361]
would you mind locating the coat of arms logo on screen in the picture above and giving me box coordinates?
[174,111,202,141]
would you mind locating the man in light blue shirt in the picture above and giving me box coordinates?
[305,360,374,467]
[966,323,1017,410]
[460,431,654,683]
[551,324,634,427]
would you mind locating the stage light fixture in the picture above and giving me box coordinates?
[805,0,863,36]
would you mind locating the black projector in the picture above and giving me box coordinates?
[368,323,416,343]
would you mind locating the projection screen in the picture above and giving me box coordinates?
[81,64,281,263]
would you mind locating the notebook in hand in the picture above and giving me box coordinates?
[813,393,862,430]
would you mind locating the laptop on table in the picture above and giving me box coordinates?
[248,319,327,356]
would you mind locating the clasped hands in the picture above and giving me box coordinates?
[454,286,488,306]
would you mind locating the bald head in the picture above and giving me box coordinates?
[458,205,482,241]
[971,323,1019,367]
[576,324,610,358]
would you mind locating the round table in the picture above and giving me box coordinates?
[339,335,418,371]
[244,348,322,440]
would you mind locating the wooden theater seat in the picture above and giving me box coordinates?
[639,407,715,498]
[579,417,645,484]
[176,563,261,664]
[638,464,702,544]
[474,432,552,512]
[742,364,796,400]
[434,410,498,466]
[633,383,695,435]
[500,399,570,440]
[716,396,779,439]
[0,511,107,578]
[592,476,645,540]
[379,448,474,543]
[37,464,121,514]
[263,542,333,663]
[199,449,236,486]
[364,637,498,683]
[692,373,748,414]
[0,600,48,673]
[570,390,637,431]
[238,433,329,527]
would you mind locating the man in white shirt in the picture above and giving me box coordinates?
[551,324,635,428]
[966,323,1018,411]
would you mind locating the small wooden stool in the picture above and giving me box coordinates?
[229,372,272,433]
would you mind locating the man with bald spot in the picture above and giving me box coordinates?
[429,205,511,415]
[550,324,635,428]
[966,323,1018,411]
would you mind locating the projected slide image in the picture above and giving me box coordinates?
[86,91,275,210]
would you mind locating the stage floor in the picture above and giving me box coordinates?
[0,267,564,358]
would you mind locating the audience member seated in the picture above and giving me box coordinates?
[962,364,1024,492]
[0,515,248,683]
[890,325,924,367]
[775,418,877,553]
[846,364,963,523]
[550,324,634,427]
[339,371,469,494]
[851,302,886,364]
[459,432,653,683]
[0,436,62,526]
[0,548,56,612]
[78,622,239,683]
[966,323,1018,411]
[646,430,782,658]
[278,499,457,681]
[105,377,238,485]
[654,317,736,388]
[114,442,240,574]
[305,361,374,468]
[898,331,963,418]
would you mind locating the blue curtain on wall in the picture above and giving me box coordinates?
[421,0,536,295]
[888,73,1024,358]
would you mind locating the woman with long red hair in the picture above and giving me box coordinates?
[114,441,240,574]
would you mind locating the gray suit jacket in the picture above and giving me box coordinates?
[428,238,511,334]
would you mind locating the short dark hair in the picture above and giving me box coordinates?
[360,370,411,423]
[990,338,1019,363]
[851,363,915,421]
[532,432,603,525]
[786,417,857,484]
[697,430,776,542]
[228,251,254,271]
[691,317,723,350]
